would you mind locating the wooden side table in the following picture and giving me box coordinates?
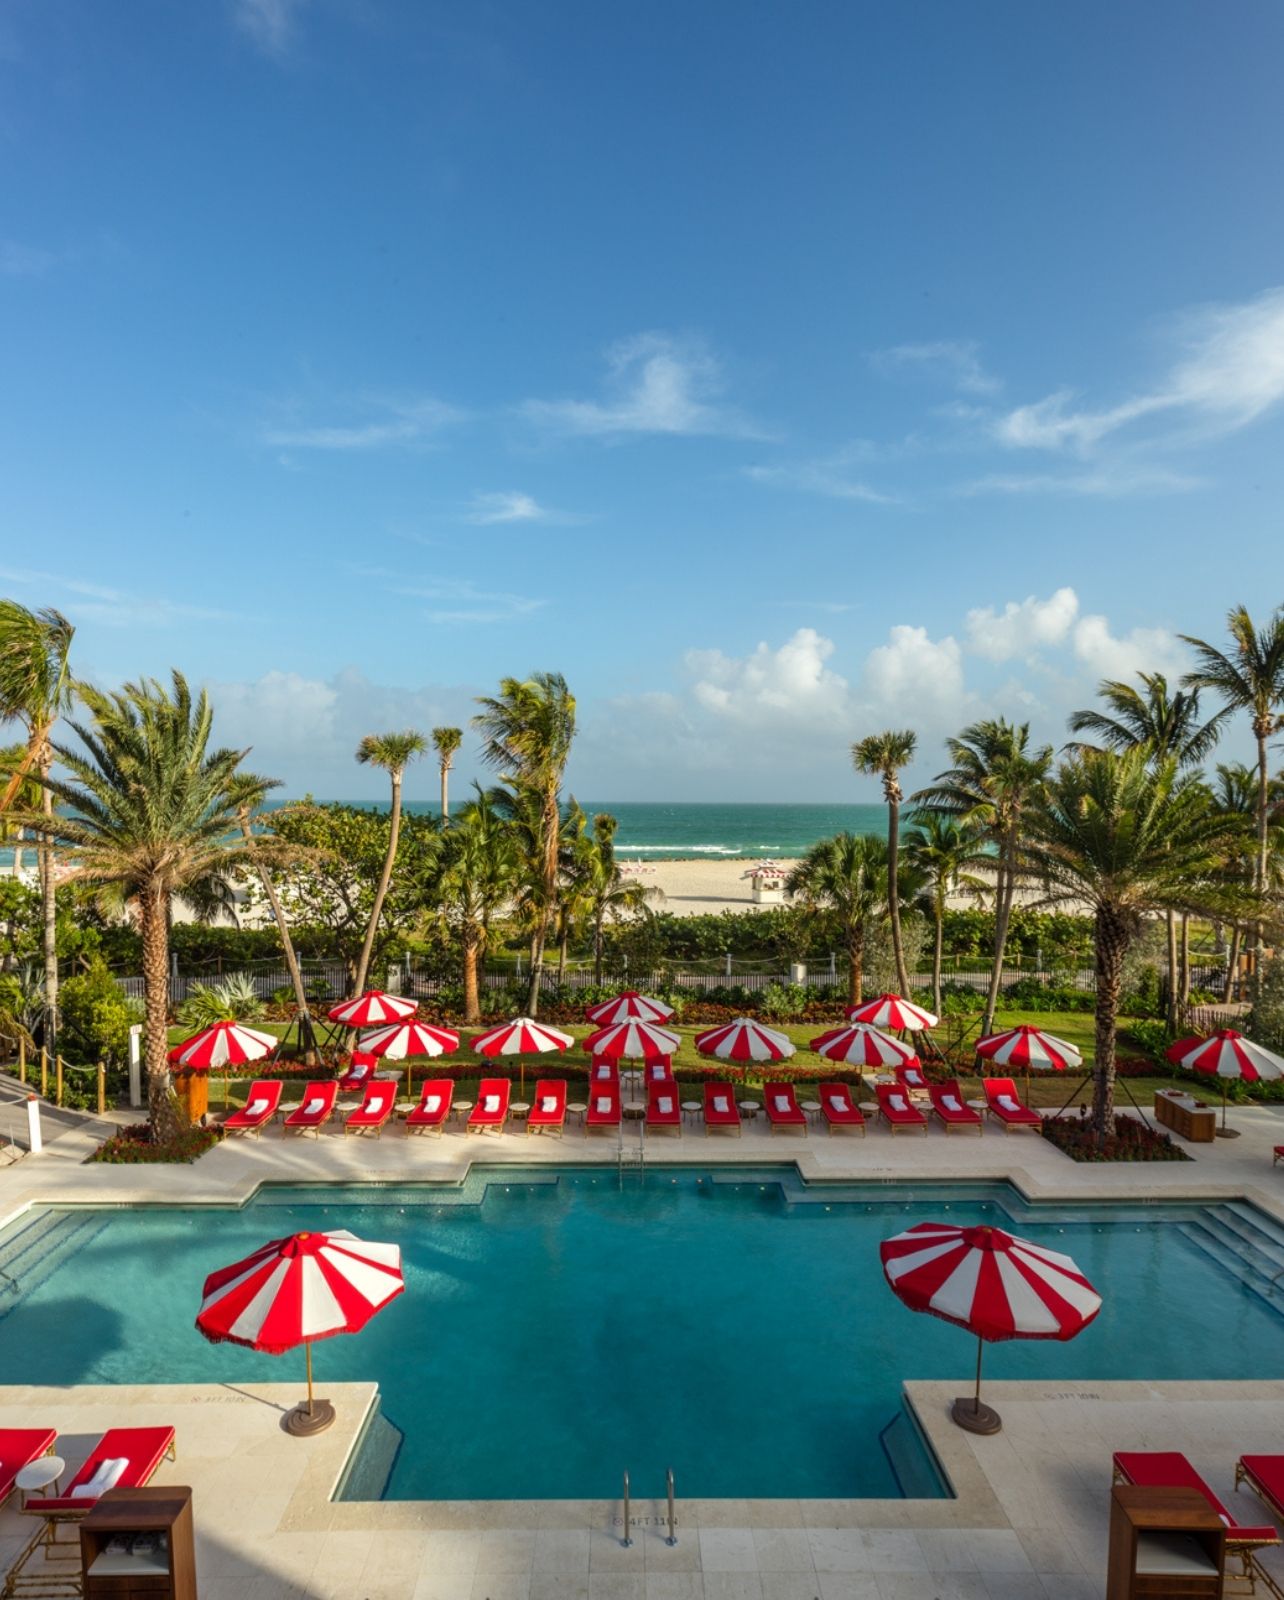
[80,1486,197,1600]
[1106,1485,1224,1599]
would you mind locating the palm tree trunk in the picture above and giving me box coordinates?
[1223,923,1241,1004]
[440,761,449,824]
[557,924,568,984]
[1252,728,1269,986]
[238,812,315,1064]
[932,892,944,1019]
[462,932,481,1024]
[1165,911,1179,1029]
[982,840,1015,1035]
[353,772,404,995]
[140,886,182,1142]
[887,796,910,996]
[524,792,560,1018]
[1179,914,1191,1006]
[594,913,605,986]
[1091,904,1129,1141]
[847,930,864,1007]
[39,761,57,1056]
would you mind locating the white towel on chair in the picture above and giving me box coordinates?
[997,1094,1021,1113]
[245,1097,269,1116]
[79,1458,128,1499]
[827,1094,847,1111]
[595,1096,612,1114]
[888,1093,908,1113]
[941,1094,961,1112]
[483,1094,500,1113]
[712,1095,729,1114]
[366,1096,387,1115]
[772,1095,790,1113]
[423,1094,441,1113]
[656,1096,673,1115]
[539,1096,557,1114]
[302,1097,324,1117]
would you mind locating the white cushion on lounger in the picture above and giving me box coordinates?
[997,1094,1021,1113]
[772,1095,790,1112]
[366,1096,386,1114]
[905,1071,924,1085]
[80,1458,128,1499]
[539,1096,557,1113]
[245,1097,269,1116]
[483,1094,500,1113]
[712,1095,729,1113]
[595,1096,612,1114]
[302,1097,325,1116]
[827,1094,847,1111]
[888,1093,908,1112]
[941,1094,962,1112]
[351,1064,370,1079]
[657,1096,673,1114]
[423,1094,442,1113]
[595,1064,610,1078]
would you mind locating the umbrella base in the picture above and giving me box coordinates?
[285,1399,335,1436]
[951,1397,1002,1435]
[1215,1127,1241,1139]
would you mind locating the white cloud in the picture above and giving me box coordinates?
[966,588,1080,662]
[858,625,968,720]
[874,339,1000,396]
[521,332,767,440]
[462,490,585,526]
[260,394,463,451]
[400,578,545,625]
[0,566,257,629]
[686,628,851,727]
[957,465,1206,497]
[1071,614,1186,683]
[233,0,308,54]
[994,287,1284,454]
[744,459,897,504]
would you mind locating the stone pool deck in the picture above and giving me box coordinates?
[1,1100,1283,1598]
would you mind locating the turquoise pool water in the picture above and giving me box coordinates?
[1,1170,1281,1501]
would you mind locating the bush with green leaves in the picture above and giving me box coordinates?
[1250,953,1284,1053]
[176,972,266,1029]
[58,957,142,1066]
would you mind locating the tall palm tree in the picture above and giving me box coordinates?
[228,773,315,1062]
[473,672,576,1016]
[577,812,660,984]
[433,790,520,1023]
[785,833,890,1005]
[351,730,427,995]
[1182,606,1284,977]
[22,672,258,1140]
[0,602,75,1054]
[432,727,463,823]
[852,729,917,997]
[905,814,988,1017]
[913,719,1052,1034]
[1069,670,1229,1025]
[1024,748,1246,1140]
[1212,762,1284,1001]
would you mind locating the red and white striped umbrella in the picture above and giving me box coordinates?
[583,1019,681,1061]
[846,993,939,1032]
[694,1017,795,1063]
[1165,1028,1284,1083]
[167,1020,278,1071]
[470,1017,575,1057]
[358,1021,460,1060]
[976,1024,1082,1073]
[196,1229,404,1434]
[810,1022,919,1069]
[880,1220,1102,1434]
[327,991,417,1028]
[584,990,675,1025]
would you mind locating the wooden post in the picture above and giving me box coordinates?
[97,1062,106,1116]
[40,1047,47,1099]
[55,1055,63,1107]
[17,1039,25,1085]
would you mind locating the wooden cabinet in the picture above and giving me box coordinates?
[1155,1089,1217,1143]
[1106,1485,1225,1599]
[79,1487,196,1600]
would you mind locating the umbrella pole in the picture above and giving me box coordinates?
[1215,1084,1240,1138]
[951,1335,1002,1436]
[973,1337,983,1416]
[306,1341,314,1416]
[286,1340,335,1436]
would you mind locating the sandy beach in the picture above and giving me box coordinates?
[622,857,799,916]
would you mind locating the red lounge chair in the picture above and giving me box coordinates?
[819,1082,865,1135]
[283,1080,339,1135]
[929,1080,983,1135]
[34,1427,176,1518]
[1115,1452,1280,1589]
[983,1077,1042,1132]
[337,1051,377,1094]
[896,1063,930,1097]
[405,1078,453,1136]
[1237,1454,1284,1527]
[1274,1147,1283,1164]
[527,1079,567,1138]
[764,1081,807,1135]
[704,1081,742,1137]
[876,1084,928,1135]
[222,1079,282,1136]
[344,1080,395,1136]
[647,1081,682,1135]
[585,1085,621,1134]
[0,1430,55,1508]
[644,1059,674,1086]
[468,1078,511,1137]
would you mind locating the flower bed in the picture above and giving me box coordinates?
[1041,1112,1189,1162]
[88,1123,222,1164]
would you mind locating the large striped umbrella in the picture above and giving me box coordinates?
[810,1022,918,1071]
[584,990,675,1025]
[327,991,417,1028]
[846,993,939,1032]
[976,1023,1083,1102]
[1165,1028,1284,1135]
[583,1019,681,1062]
[196,1229,403,1436]
[471,1016,574,1095]
[360,1020,461,1098]
[880,1220,1102,1434]
[695,1017,795,1064]
[167,1020,278,1071]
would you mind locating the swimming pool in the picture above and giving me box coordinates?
[1,1168,1281,1501]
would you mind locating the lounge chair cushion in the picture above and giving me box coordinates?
[773,1095,790,1112]
[657,1096,673,1114]
[483,1094,500,1113]
[539,1096,557,1113]
[713,1095,729,1113]
[595,1096,611,1113]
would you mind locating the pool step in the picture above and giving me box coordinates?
[336,1405,403,1502]
[0,1211,112,1307]
[1178,1215,1284,1313]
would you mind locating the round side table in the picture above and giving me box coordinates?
[17,1457,64,1507]
[801,1100,821,1123]
[510,1101,531,1121]
[859,1101,878,1117]
[567,1101,587,1127]
[740,1100,760,1121]
[682,1100,701,1124]
[453,1099,475,1124]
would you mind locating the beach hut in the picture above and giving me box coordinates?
[743,861,789,905]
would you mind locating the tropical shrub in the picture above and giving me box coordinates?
[90,1122,221,1163]
[176,973,265,1028]
[58,957,142,1066]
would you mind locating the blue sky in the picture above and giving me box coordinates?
[2,0,1283,801]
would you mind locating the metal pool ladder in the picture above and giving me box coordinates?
[617,1117,646,1185]
[618,1467,677,1546]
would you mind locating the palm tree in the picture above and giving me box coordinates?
[1069,670,1229,1025]
[22,672,258,1140]
[852,729,917,996]
[228,773,315,1062]
[905,814,988,1017]
[785,833,890,1005]
[1024,747,1246,1140]
[577,813,660,984]
[0,602,75,1054]
[913,719,1052,1034]
[1182,606,1284,979]
[351,730,427,995]
[432,727,463,823]
[473,673,576,1016]
[0,742,40,879]
[1212,762,1284,1001]
[433,790,520,1023]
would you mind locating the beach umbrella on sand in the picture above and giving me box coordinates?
[810,1022,918,1074]
[584,990,675,1025]
[976,1023,1082,1103]
[359,1020,461,1097]
[197,1229,403,1437]
[846,993,939,1032]
[327,991,417,1028]
[695,1017,795,1065]
[880,1220,1101,1436]
[167,1020,278,1070]
[1165,1028,1284,1136]
[583,1018,681,1063]
[471,1016,574,1095]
